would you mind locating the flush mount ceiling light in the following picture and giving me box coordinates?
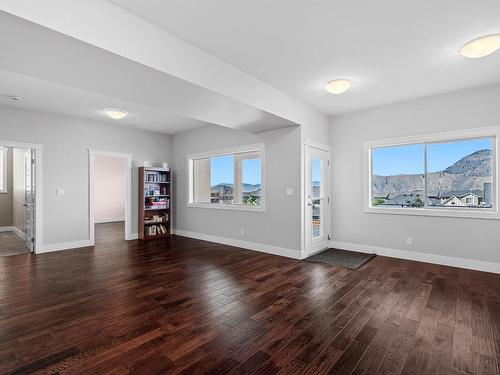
[104,108,128,120]
[324,79,352,94]
[459,34,500,58]
[4,95,22,101]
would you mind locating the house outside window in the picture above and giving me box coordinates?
[187,144,265,211]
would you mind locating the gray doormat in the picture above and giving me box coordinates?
[305,248,376,269]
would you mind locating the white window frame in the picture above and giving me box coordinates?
[187,143,266,212]
[364,126,499,220]
[0,147,7,193]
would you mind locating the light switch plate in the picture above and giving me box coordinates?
[286,188,293,196]
[56,188,65,196]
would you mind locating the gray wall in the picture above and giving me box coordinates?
[330,83,500,264]
[172,124,302,252]
[0,148,13,226]
[0,105,171,246]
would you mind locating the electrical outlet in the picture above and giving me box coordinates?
[240,228,245,236]
[406,236,412,245]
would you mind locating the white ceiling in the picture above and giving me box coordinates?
[0,69,208,134]
[111,0,500,115]
[0,10,298,134]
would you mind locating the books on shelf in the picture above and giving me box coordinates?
[144,214,168,224]
[145,172,169,183]
[145,197,169,210]
[144,184,168,196]
[144,224,168,236]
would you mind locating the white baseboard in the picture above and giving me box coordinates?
[38,240,92,254]
[95,218,125,224]
[173,229,301,259]
[12,226,25,240]
[330,240,500,274]
[127,232,138,240]
[0,226,15,232]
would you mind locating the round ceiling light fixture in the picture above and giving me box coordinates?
[324,79,352,94]
[4,95,22,101]
[104,108,128,120]
[459,34,500,58]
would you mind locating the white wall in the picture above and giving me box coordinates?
[94,154,126,223]
[0,105,171,248]
[330,83,500,266]
[172,124,302,256]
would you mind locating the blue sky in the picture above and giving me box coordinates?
[242,159,261,185]
[210,155,234,185]
[210,156,262,185]
[373,138,492,176]
[312,159,321,183]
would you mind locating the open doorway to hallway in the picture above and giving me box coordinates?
[90,151,131,246]
[0,146,35,257]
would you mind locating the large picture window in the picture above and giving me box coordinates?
[188,144,265,211]
[366,129,498,219]
[0,147,7,193]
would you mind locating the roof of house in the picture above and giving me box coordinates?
[439,190,483,198]
[382,192,424,206]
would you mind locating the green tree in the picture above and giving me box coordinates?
[408,196,424,208]
[246,194,259,206]
[373,197,385,206]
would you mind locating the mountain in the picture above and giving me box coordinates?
[442,149,491,176]
[211,183,261,194]
[373,150,492,196]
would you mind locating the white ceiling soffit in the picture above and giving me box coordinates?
[0,10,300,134]
[0,1,327,129]
[0,69,208,134]
[110,0,500,115]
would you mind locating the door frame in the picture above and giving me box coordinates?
[301,139,331,258]
[88,149,133,245]
[0,140,43,253]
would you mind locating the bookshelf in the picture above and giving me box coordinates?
[138,167,171,240]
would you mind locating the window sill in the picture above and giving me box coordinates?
[187,202,266,212]
[365,206,500,220]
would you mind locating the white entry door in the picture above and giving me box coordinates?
[24,149,35,252]
[305,145,331,256]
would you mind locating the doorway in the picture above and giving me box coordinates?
[0,145,38,256]
[88,150,132,246]
[304,142,331,257]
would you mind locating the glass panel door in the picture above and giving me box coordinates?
[312,158,322,239]
[305,145,330,255]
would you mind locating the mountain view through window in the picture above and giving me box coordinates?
[372,138,493,209]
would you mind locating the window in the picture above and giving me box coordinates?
[188,144,265,210]
[0,147,7,193]
[366,128,498,219]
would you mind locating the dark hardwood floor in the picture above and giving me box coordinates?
[1,224,499,374]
